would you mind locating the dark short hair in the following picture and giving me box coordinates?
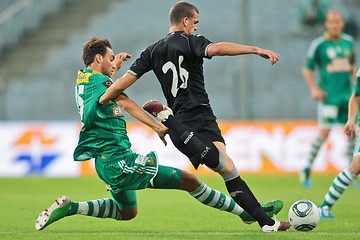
[169,1,199,25]
[82,37,112,67]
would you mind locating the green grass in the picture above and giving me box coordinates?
[0,174,359,240]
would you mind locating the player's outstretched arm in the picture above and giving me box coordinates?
[99,73,138,105]
[345,94,360,139]
[114,95,168,145]
[207,42,280,65]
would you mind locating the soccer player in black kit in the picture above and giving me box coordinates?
[100,1,290,232]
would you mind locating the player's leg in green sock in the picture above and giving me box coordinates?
[320,168,355,209]
[300,136,324,186]
[305,136,324,177]
[67,198,122,220]
[36,195,122,230]
[66,188,138,221]
[189,181,283,224]
[189,182,242,214]
[152,165,282,224]
[152,165,244,215]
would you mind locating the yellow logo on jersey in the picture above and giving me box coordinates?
[76,71,92,83]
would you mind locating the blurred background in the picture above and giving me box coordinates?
[1,0,359,121]
[0,0,359,176]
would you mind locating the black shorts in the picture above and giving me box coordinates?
[169,105,225,159]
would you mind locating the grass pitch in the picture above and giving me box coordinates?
[0,174,359,240]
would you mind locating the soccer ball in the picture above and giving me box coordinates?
[288,200,320,231]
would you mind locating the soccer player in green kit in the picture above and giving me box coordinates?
[300,10,358,187]
[319,68,360,218]
[35,37,283,230]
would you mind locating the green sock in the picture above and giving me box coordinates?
[67,198,121,220]
[304,136,324,178]
[189,182,243,215]
[320,168,355,208]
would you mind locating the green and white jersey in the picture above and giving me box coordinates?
[73,68,132,162]
[305,32,355,105]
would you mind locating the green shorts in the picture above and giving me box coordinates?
[317,102,348,128]
[96,151,183,209]
[110,189,137,209]
[95,151,158,193]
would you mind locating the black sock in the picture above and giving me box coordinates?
[225,176,275,227]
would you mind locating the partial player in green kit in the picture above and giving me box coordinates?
[319,68,360,218]
[35,37,283,230]
[300,10,357,187]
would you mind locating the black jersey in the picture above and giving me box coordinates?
[129,31,213,114]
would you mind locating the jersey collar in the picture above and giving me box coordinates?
[82,68,102,75]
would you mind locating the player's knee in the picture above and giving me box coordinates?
[120,208,138,220]
[320,130,330,140]
[208,151,227,173]
[220,165,239,182]
[180,171,201,192]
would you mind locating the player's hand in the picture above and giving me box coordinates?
[115,52,132,70]
[157,124,169,146]
[257,48,280,65]
[118,52,132,61]
[344,121,357,140]
[310,87,327,101]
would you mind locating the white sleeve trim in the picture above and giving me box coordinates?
[127,70,138,76]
